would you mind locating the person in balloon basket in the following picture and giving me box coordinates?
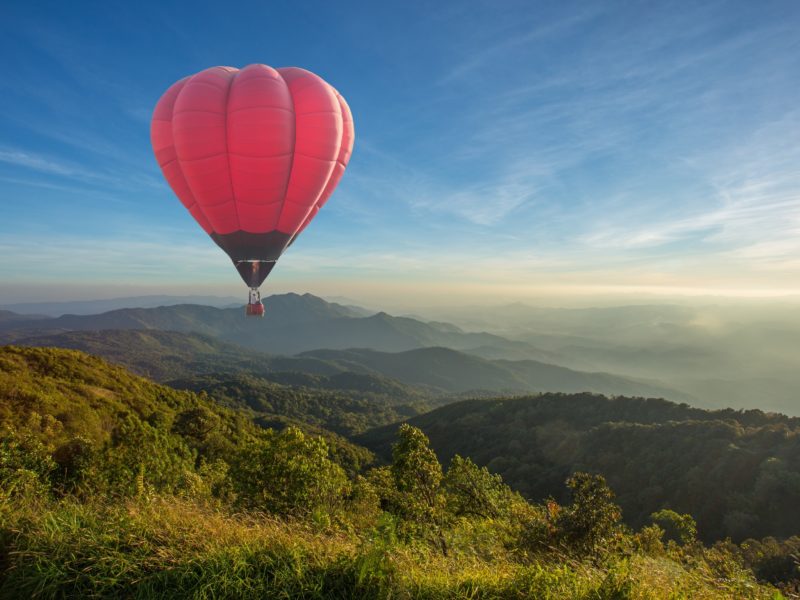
[246,288,265,317]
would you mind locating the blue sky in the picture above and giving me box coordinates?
[1,0,799,306]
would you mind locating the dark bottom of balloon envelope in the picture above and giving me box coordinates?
[211,230,293,262]
[234,260,277,288]
[210,230,293,287]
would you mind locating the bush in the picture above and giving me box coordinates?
[232,426,350,518]
[94,414,197,496]
[0,426,55,501]
[651,508,698,546]
[556,472,622,556]
[389,424,443,524]
[443,454,515,519]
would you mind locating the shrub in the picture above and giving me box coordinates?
[232,426,350,518]
[556,472,622,556]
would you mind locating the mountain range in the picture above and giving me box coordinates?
[0,294,565,363]
[28,293,800,408]
[12,327,688,402]
[0,294,243,316]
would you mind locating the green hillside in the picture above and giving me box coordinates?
[171,372,424,437]
[0,344,249,446]
[357,393,800,543]
[16,329,432,399]
[0,345,793,597]
[16,329,269,380]
[15,328,691,401]
[0,344,372,475]
[302,346,691,400]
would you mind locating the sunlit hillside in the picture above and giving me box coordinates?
[0,346,797,597]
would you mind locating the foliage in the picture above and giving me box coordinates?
[94,414,197,496]
[556,472,623,556]
[731,536,800,596]
[0,346,792,597]
[389,424,444,525]
[0,425,55,501]
[358,393,800,542]
[231,426,350,519]
[174,372,425,437]
[172,406,220,441]
[443,454,516,519]
[652,508,698,546]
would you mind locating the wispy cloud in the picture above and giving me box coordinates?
[354,4,800,273]
[0,148,92,178]
[334,141,540,228]
[437,6,603,85]
[579,109,800,268]
[0,144,165,195]
[0,232,227,282]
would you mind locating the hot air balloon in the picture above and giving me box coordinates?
[150,65,354,317]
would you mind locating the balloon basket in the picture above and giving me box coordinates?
[245,302,265,318]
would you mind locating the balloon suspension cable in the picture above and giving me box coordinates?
[248,287,261,305]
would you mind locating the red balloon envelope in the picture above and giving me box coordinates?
[150,64,354,293]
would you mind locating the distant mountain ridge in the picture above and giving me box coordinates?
[0,293,560,362]
[0,294,244,317]
[300,347,688,399]
[0,310,49,323]
[12,329,692,402]
[0,293,697,402]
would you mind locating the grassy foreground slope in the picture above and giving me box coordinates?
[0,346,790,598]
[3,496,782,600]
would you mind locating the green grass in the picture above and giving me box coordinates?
[0,496,782,599]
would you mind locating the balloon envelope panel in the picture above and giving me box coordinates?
[150,64,353,286]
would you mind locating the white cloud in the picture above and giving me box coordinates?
[0,145,165,194]
[437,7,604,85]
[0,149,89,178]
[578,109,800,270]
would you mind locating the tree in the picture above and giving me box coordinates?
[651,509,697,546]
[443,455,513,519]
[557,472,622,555]
[389,424,443,523]
[233,427,349,518]
[172,406,219,442]
[0,426,55,500]
[96,414,196,496]
[52,435,95,494]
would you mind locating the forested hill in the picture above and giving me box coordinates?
[0,345,373,472]
[301,346,688,398]
[13,328,690,401]
[358,393,800,543]
[0,345,796,596]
